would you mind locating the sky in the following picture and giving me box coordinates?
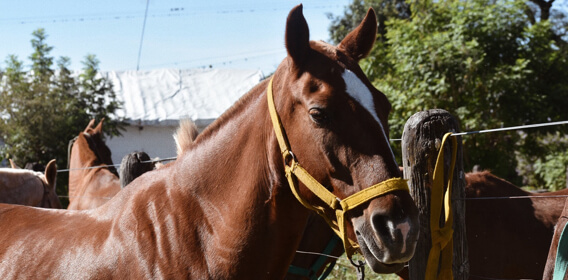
[0,1,351,75]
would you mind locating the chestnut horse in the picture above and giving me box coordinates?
[67,119,121,209]
[0,159,61,208]
[288,170,568,279]
[0,5,419,278]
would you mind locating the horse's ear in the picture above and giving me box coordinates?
[94,118,105,134]
[44,159,57,190]
[285,4,310,68]
[84,119,96,133]
[338,8,377,61]
[9,159,20,169]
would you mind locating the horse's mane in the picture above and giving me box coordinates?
[193,79,269,146]
[173,119,199,157]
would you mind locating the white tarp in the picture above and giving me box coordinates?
[104,68,265,126]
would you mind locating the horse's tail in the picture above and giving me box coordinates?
[174,119,199,157]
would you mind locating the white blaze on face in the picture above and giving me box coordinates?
[341,69,397,165]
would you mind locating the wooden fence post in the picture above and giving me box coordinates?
[402,109,469,279]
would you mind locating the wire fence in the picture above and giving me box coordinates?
[47,119,568,202]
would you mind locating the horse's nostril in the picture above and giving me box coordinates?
[371,213,393,242]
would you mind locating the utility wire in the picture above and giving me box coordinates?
[1,4,345,25]
[136,0,150,71]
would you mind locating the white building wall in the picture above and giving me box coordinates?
[106,125,179,166]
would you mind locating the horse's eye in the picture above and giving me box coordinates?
[309,108,329,125]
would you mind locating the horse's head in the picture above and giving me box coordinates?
[270,5,418,273]
[39,159,62,208]
[71,119,117,175]
[119,151,154,189]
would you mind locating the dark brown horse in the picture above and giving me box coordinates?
[67,119,121,209]
[0,159,61,208]
[288,170,568,279]
[461,171,565,279]
[119,151,154,188]
[0,5,419,278]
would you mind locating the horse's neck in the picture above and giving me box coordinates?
[532,188,568,226]
[68,140,118,205]
[173,85,311,278]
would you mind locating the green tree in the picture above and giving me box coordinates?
[0,28,125,196]
[328,0,410,44]
[331,0,568,187]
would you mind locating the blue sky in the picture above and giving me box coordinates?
[0,1,350,75]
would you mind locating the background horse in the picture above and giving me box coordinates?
[69,119,158,208]
[119,119,199,189]
[461,170,565,279]
[0,159,61,208]
[0,5,419,278]
[67,119,121,209]
[288,170,567,279]
[119,152,154,188]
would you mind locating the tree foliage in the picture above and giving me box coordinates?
[330,0,568,188]
[0,29,125,184]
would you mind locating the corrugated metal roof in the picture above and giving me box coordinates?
[104,68,265,126]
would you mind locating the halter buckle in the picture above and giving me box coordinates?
[283,150,297,167]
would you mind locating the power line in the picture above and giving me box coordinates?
[136,0,151,71]
[139,48,286,70]
[1,4,346,25]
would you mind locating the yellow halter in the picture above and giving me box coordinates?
[266,77,410,262]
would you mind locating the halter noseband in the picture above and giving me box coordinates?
[266,77,410,263]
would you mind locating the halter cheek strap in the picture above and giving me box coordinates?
[266,77,409,262]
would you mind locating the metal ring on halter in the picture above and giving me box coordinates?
[350,259,366,280]
[283,150,297,167]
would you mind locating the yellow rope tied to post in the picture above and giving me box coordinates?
[425,132,458,280]
[266,77,410,264]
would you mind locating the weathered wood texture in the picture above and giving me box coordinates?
[402,109,469,279]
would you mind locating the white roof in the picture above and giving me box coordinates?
[104,68,265,126]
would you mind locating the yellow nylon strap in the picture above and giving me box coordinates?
[266,76,410,263]
[266,77,293,160]
[426,132,457,280]
[288,162,409,258]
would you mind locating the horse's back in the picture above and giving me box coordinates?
[0,167,206,279]
[0,204,103,278]
[0,169,44,206]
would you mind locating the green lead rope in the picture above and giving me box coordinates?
[554,221,568,280]
[288,234,341,280]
